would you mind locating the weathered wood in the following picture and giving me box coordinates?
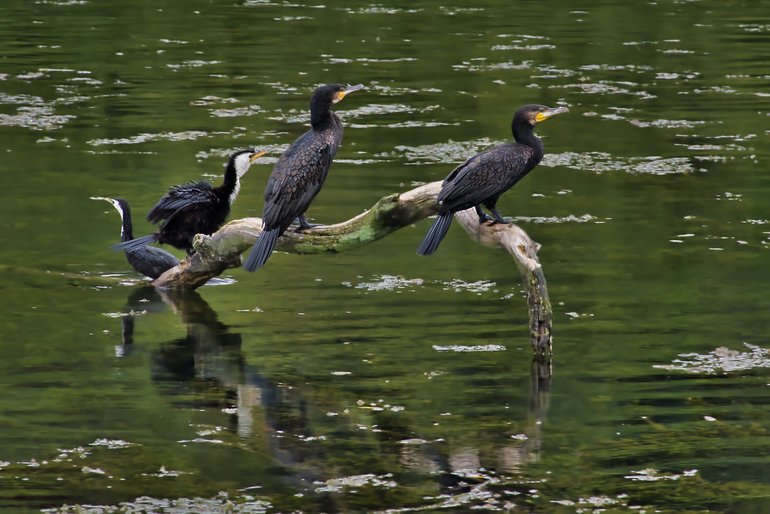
[151,182,441,289]
[454,209,553,356]
[151,180,553,355]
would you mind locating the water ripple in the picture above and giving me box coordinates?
[433,344,507,352]
[580,63,653,72]
[88,130,223,146]
[441,279,496,293]
[315,473,398,493]
[0,92,44,104]
[322,55,418,64]
[0,105,75,131]
[166,59,221,70]
[46,495,273,513]
[369,83,443,96]
[453,59,532,72]
[351,275,424,292]
[513,214,601,224]
[393,138,498,164]
[555,81,656,99]
[342,6,422,14]
[625,468,699,482]
[628,118,707,129]
[544,151,696,175]
[653,343,770,374]
[492,44,556,51]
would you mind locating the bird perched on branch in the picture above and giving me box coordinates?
[113,149,267,255]
[417,104,568,256]
[243,83,364,272]
[94,196,179,278]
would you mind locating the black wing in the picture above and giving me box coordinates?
[438,144,531,212]
[147,182,217,223]
[262,130,336,229]
[126,246,180,279]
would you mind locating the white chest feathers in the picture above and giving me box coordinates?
[229,179,241,206]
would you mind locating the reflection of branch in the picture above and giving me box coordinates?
[513,358,552,468]
[529,358,552,419]
[399,356,554,485]
[152,181,553,355]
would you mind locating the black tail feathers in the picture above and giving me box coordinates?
[243,227,281,272]
[112,234,158,253]
[416,212,453,256]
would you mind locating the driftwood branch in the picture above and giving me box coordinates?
[152,181,553,355]
[453,209,553,355]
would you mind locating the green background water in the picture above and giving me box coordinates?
[1,0,769,512]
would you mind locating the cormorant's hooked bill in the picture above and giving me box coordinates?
[534,105,569,123]
[333,84,365,103]
[249,149,268,162]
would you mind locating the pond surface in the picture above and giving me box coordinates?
[1,0,769,512]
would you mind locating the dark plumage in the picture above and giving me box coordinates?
[243,83,364,272]
[417,104,568,256]
[95,197,180,278]
[113,149,266,255]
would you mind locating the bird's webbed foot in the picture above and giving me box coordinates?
[475,206,494,225]
[295,215,322,232]
[489,208,510,225]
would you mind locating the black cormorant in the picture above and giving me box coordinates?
[114,149,267,255]
[94,196,180,278]
[243,83,364,272]
[417,104,568,256]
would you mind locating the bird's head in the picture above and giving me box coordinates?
[91,196,127,218]
[231,149,268,178]
[311,83,365,109]
[516,104,569,126]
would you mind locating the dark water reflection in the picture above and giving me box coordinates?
[1,0,770,511]
[31,288,551,512]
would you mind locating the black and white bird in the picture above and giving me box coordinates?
[113,149,267,255]
[243,83,364,272]
[94,196,180,278]
[417,104,568,256]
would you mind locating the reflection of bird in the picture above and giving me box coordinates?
[94,196,179,278]
[113,149,267,255]
[117,286,167,355]
[417,104,568,256]
[243,83,364,272]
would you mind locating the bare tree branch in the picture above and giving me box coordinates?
[152,181,553,356]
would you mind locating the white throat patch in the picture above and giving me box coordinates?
[234,153,253,178]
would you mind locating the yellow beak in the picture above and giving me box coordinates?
[334,83,365,103]
[249,149,268,162]
[535,106,569,123]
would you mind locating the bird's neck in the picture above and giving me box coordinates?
[512,120,544,162]
[221,161,239,203]
[311,105,336,130]
[120,205,133,242]
[229,179,241,206]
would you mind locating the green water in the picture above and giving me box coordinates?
[1,0,769,512]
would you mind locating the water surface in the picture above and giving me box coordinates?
[1,0,769,512]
